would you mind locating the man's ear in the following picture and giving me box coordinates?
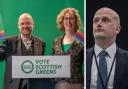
[115,25,121,34]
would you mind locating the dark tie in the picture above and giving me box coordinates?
[97,50,108,89]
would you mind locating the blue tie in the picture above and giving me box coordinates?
[97,50,108,89]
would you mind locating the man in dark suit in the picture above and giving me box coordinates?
[0,13,53,89]
[86,7,128,89]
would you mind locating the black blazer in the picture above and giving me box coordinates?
[86,47,128,89]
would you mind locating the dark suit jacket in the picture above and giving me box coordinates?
[86,47,128,89]
[0,35,52,89]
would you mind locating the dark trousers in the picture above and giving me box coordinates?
[18,79,27,89]
[29,79,54,89]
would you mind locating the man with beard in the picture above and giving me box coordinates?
[0,13,53,89]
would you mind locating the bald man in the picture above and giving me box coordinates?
[86,7,128,89]
[0,13,53,89]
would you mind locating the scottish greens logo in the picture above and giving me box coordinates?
[21,60,34,73]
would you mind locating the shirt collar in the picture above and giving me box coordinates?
[94,43,117,58]
[20,34,33,43]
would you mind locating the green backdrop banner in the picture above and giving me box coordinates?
[0,0,84,88]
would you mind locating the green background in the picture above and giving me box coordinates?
[0,0,84,88]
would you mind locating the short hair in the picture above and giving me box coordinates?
[18,13,34,24]
[94,7,120,25]
[56,8,81,32]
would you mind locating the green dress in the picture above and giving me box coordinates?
[62,43,73,53]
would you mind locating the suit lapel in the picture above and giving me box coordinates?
[16,36,22,55]
[13,36,42,55]
[113,48,126,89]
[33,37,42,55]
[86,48,94,89]
[86,47,127,89]
[16,36,42,55]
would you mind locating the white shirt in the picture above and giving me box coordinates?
[20,34,32,50]
[90,43,116,89]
